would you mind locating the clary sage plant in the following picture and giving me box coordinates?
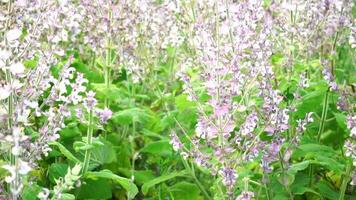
[0,0,355,200]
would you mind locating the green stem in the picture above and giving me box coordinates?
[82,109,94,174]
[317,89,329,142]
[263,174,272,200]
[129,119,136,200]
[338,160,352,200]
[182,159,212,200]
[104,10,112,108]
[279,152,294,200]
[104,38,111,108]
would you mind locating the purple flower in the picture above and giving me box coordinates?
[83,91,97,110]
[235,191,255,200]
[98,108,112,124]
[170,131,183,151]
[219,167,237,190]
[322,67,338,91]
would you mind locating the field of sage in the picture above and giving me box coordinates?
[0,0,355,199]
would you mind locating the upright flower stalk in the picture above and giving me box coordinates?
[82,109,94,174]
[104,9,112,108]
[339,159,353,200]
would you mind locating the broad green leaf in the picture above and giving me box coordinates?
[60,193,75,200]
[141,170,188,195]
[60,124,81,139]
[76,178,112,199]
[49,142,80,163]
[293,187,321,197]
[85,169,138,199]
[111,108,151,125]
[117,168,156,185]
[316,181,339,200]
[169,182,201,200]
[48,163,68,183]
[288,161,310,175]
[91,137,117,164]
[92,83,122,101]
[333,112,347,131]
[22,185,42,200]
[297,144,337,156]
[140,140,173,156]
[175,94,196,111]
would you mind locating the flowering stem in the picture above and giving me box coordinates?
[104,10,113,108]
[104,38,111,108]
[317,89,329,143]
[129,118,136,200]
[338,160,352,200]
[82,109,94,174]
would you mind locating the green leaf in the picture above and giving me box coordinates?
[60,193,75,200]
[117,168,156,185]
[92,83,122,101]
[312,154,343,173]
[288,161,310,175]
[111,108,151,125]
[60,124,81,139]
[48,163,68,183]
[175,94,196,111]
[297,144,337,156]
[73,141,93,151]
[77,178,112,200]
[91,137,117,164]
[140,140,173,156]
[22,185,42,200]
[293,187,321,197]
[141,170,188,195]
[169,182,201,200]
[333,112,347,131]
[49,142,80,163]
[316,181,340,200]
[85,169,138,199]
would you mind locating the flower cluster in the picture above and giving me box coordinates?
[171,0,291,196]
[170,0,354,197]
[0,1,111,198]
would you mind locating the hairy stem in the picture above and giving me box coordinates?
[279,152,294,200]
[317,89,329,142]
[104,10,112,108]
[338,160,352,200]
[263,174,272,200]
[182,159,212,200]
[129,118,136,200]
[82,109,94,174]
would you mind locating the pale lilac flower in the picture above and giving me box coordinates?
[83,91,97,110]
[6,28,22,42]
[9,62,26,76]
[0,84,11,100]
[347,114,356,138]
[351,172,356,185]
[97,108,113,124]
[235,191,255,200]
[322,68,338,91]
[170,131,183,152]
[219,167,237,191]
[37,188,50,200]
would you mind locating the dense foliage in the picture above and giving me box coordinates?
[0,0,355,199]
